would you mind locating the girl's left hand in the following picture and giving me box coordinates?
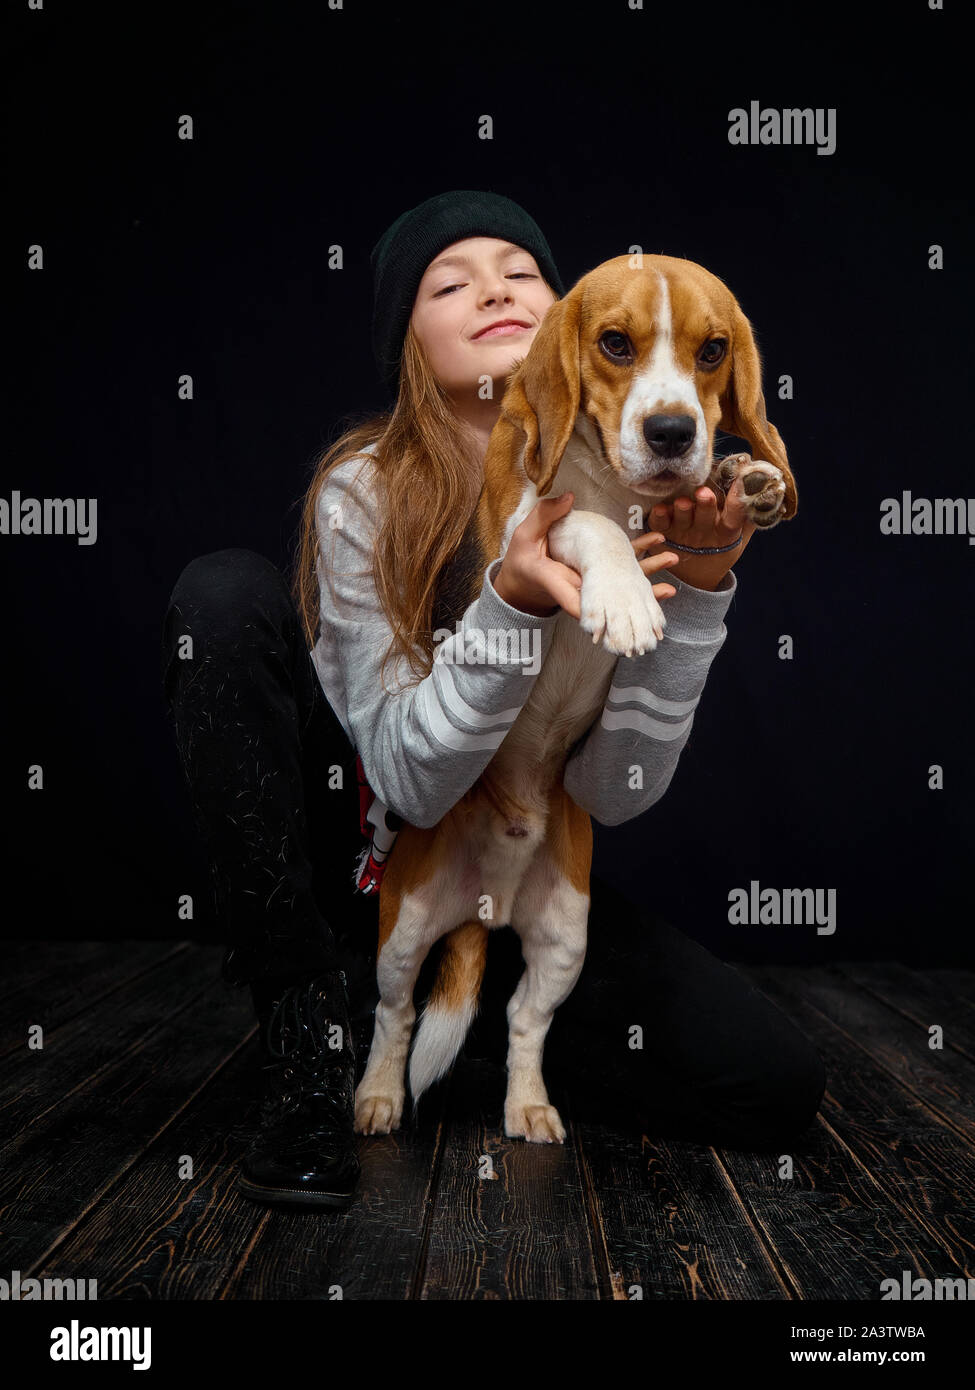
[632,475,758,592]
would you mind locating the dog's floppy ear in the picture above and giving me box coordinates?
[500,287,583,497]
[720,303,798,519]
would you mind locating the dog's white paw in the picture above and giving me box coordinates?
[579,571,665,657]
[354,1086,403,1134]
[504,1100,566,1145]
[712,453,787,529]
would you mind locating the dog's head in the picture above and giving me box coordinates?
[500,253,796,518]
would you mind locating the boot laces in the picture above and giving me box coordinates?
[258,975,354,1135]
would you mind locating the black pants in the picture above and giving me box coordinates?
[161,548,826,1148]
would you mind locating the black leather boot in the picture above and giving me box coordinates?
[237,968,361,1209]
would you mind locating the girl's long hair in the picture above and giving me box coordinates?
[290,314,526,692]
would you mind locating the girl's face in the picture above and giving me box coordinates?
[410,236,558,397]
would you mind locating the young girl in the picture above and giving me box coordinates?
[162,190,825,1211]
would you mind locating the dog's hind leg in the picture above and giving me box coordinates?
[504,851,590,1144]
[354,826,477,1135]
[353,898,432,1135]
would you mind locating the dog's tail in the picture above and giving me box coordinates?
[408,920,489,1106]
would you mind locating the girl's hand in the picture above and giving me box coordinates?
[493,493,681,620]
[632,477,757,592]
[492,493,584,617]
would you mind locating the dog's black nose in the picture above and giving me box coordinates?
[643,414,696,459]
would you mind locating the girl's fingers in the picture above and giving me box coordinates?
[547,558,582,589]
[652,582,677,599]
[631,530,667,550]
[550,578,582,619]
[525,491,575,540]
[693,487,719,526]
[536,557,584,617]
[672,497,694,533]
[717,479,752,534]
[632,530,680,577]
[637,551,680,576]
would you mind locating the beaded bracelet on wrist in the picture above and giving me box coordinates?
[667,533,743,555]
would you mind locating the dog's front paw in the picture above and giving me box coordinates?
[354,1086,403,1135]
[504,1101,566,1144]
[711,453,787,529]
[579,572,665,657]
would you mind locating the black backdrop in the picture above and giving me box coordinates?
[7,0,972,966]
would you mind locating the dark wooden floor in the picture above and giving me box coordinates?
[1,940,973,1300]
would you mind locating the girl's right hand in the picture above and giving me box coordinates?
[491,493,583,617]
[493,492,681,620]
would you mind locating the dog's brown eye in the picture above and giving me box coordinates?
[599,331,632,362]
[698,338,727,367]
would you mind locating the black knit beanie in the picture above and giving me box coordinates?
[370,189,565,390]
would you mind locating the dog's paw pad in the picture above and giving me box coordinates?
[739,460,787,527]
[714,456,786,528]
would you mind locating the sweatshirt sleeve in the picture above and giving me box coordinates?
[315,457,563,829]
[562,566,738,826]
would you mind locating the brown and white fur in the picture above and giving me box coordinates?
[354,254,797,1143]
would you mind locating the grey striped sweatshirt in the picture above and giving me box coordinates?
[310,446,737,830]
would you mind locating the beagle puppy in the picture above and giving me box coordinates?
[354,254,797,1143]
